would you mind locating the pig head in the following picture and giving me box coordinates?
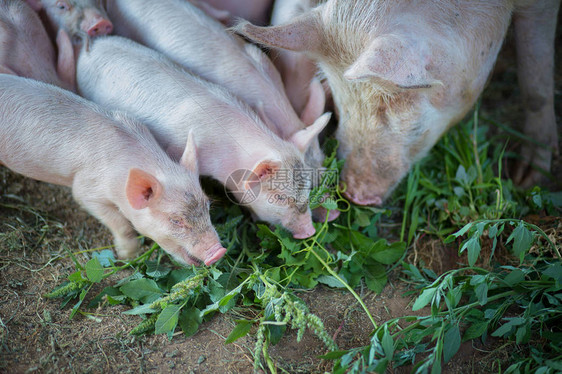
[237,0,557,204]
[26,0,113,42]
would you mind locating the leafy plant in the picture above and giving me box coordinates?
[44,108,561,373]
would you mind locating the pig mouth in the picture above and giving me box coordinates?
[180,243,227,266]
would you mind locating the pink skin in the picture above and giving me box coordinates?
[0,0,73,90]
[191,0,273,26]
[81,9,113,37]
[205,243,227,266]
[292,225,316,240]
[26,0,113,44]
[106,0,332,222]
[237,0,560,204]
[0,75,226,266]
[76,36,318,239]
[270,0,322,119]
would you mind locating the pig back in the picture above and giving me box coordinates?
[0,75,144,186]
[0,0,63,86]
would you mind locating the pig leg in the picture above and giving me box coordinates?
[73,186,139,258]
[512,0,560,187]
[56,29,77,92]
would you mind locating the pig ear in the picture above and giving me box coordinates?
[245,160,282,190]
[56,30,76,92]
[234,12,323,53]
[24,0,43,11]
[300,78,327,126]
[344,36,442,89]
[126,168,163,210]
[180,131,198,173]
[290,112,331,153]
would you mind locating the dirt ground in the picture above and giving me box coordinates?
[1,13,561,374]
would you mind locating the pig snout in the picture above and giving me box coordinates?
[287,216,316,239]
[292,224,316,239]
[81,12,113,37]
[204,243,227,266]
[343,190,383,207]
[186,232,227,266]
[311,206,340,222]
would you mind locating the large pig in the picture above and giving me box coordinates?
[238,0,560,204]
[0,0,73,89]
[105,0,328,170]
[25,0,113,43]
[76,36,320,239]
[0,74,225,266]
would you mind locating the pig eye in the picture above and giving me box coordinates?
[170,217,185,227]
[56,1,70,10]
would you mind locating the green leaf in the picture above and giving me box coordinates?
[225,320,252,344]
[317,275,346,288]
[381,328,394,359]
[123,304,158,315]
[475,282,488,305]
[68,270,87,283]
[503,269,526,286]
[69,288,88,319]
[145,261,171,280]
[179,307,202,337]
[155,304,181,337]
[460,236,481,266]
[85,257,104,283]
[318,350,349,360]
[120,279,163,303]
[543,263,562,283]
[506,223,533,261]
[463,322,488,341]
[443,325,461,363]
[321,198,338,210]
[354,208,372,227]
[92,250,115,267]
[413,288,437,311]
[445,222,474,243]
[372,241,406,265]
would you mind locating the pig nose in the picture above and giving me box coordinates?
[292,224,316,239]
[204,243,227,266]
[86,17,113,37]
[343,190,383,206]
[312,206,340,222]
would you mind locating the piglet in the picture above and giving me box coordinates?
[106,0,338,221]
[77,36,320,239]
[25,0,113,44]
[0,74,225,266]
[0,0,73,90]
